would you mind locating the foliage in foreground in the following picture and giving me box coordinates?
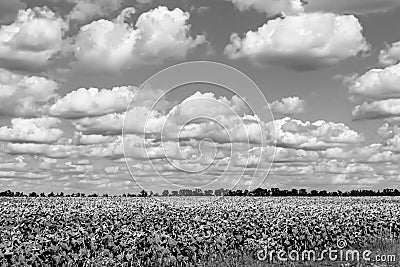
[0,197,399,266]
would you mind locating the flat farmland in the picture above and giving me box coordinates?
[0,197,399,266]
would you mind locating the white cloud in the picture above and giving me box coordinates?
[273,147,318,162]
[39,157,58,170]
[225,12,369,71]
[0,68,59,117]
[0,156,27,171]
[73,6,208,73]
[0,171,50,179]
[73,133,116,145]
[175,114,264,144]
[226,0,304,15]
[0,7,66,72]
[304,0,400,15]
[377,120,400,152]
[73,91,253,139]
[0,117,63,144]
[2,143,81,158]
[73,113,125,135]
[270,96,305,115]
[50,86,135,119]
[104,166,119,174]
[379,41,400,66]
[72,107,165,135]
[349,63,400,100]
[85,134,169,159]
[352,99,400,120]
[268,117,364,150]
[314,160,373,174]
[67,0,125,24]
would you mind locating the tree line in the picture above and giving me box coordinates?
[1,188,400,197]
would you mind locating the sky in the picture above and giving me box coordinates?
[1,0,400,194]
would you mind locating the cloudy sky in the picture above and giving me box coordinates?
[1,0,400,194]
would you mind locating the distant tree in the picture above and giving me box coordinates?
[204,190,213,196]
[0,190,14,197]
[48,192,55,197]
[162,190,169,197]
[29,192,38,197]
[139,190,148,197]
[214,188,225,196]
[250,188,270,196]
[271,188,280,196]
[194,189,203,196]
[179,189,193,196]
[235,190,243,196]
[171,191,178,196]
[319,190,328,196]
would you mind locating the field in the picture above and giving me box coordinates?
[0,197,399,266]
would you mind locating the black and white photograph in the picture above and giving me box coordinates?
[0,0,400,266]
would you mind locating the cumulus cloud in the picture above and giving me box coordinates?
[50,86,135,119]
[379,41,400,66]
[377,119,400,152]
[104,166,119,174]
[0,157,27,171]
[73,91,253,139]
[273,147,318,162]
[226,0,304,15]
[85,134,173,159]
[73,113,126,135]
[0,68,59,117]
[268,117,364,150]
[72,6,208,73]
[304,0,400,15]
[39,157,58,170]
[349,63,400,100]
[314,160,374,174]
[224,12,369,71]
[2,143,81,158]
[0,7,66,72]
[67,0,125,24]
[0,117,63,144]
[73,133,116,145]
[72,107,165,136]
[270,96,305,115]
[352,99,400,120]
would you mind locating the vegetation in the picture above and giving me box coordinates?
[0,196,399,266]
[2,187,400,198]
